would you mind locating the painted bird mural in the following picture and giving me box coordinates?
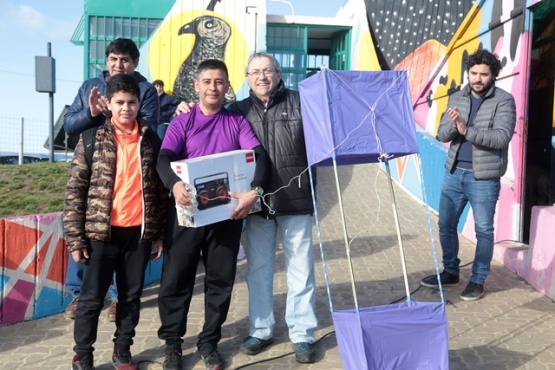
[172,15,235,104]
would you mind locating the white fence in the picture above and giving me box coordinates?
[0,116,73,163]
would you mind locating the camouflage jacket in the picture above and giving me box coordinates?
[63,120,167,252]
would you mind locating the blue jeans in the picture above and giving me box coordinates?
[438,169,500,284]
[244,214,317,343]
[66,254,118,301]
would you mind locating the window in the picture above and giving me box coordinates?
[85,16,162,79]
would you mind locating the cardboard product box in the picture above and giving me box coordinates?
[170,149,261,227]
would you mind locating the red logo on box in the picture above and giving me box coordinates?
[176,166,182,175]
[246,152,254,163]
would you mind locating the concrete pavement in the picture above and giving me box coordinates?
[1,164,555,369]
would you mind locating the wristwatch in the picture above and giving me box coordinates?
[251,186,264,196]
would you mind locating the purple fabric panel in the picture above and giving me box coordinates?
[161,105,260,159]
[299,70,419,167]
[332,301,449,370]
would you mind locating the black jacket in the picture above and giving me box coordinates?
[228,81,313,218]
[159,92,180,124]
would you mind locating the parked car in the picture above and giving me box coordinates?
[0,152,71,164]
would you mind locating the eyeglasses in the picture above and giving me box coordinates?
[247,68,277,77]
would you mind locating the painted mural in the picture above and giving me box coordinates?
[346,0,548,245]
[139,0,258,103]
[0,213,67,325]
[0,213,163,326]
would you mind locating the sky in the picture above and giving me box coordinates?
[0,0,346,152]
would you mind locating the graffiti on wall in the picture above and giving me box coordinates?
[0,213,68,325]
[139,0,254,104]
[348,0,550,244]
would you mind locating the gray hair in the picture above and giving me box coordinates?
[245,52,282,76]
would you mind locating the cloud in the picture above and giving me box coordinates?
[0,0,79,39]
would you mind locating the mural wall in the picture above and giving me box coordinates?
[346,0,546,245]
[0,213,162,326]
[138,0,261,103]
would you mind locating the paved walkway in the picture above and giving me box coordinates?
[2,164,555,369]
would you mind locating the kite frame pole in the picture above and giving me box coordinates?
[309,166,334,312]
[332,157,359,311]
[383,160,411,301]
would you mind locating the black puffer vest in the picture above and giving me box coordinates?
[229,81,313,218]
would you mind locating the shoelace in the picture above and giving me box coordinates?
[76,358,94,369]
[204,350,222,364]
[114,350,131,363]
[295,343,312,352]
[165,349,182,362]
[245,337,261,345]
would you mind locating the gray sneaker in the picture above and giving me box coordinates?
[420,271,459,288]
[71,355,95,370]
[239,336,274,355]
[163,348,183,370]
[201,350,225,370]
[460,282,484,301]
[293,342,315,363]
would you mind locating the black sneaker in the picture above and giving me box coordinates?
[163,348,183,370]
[112,349,138,370]
[293,342,315,363]
[201,350,225,370]
[460,282,484,301]
[239,336,274,355]
[420,271,459,288]
[71,355,95,370]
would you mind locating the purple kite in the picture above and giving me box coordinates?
[299,69,448,370]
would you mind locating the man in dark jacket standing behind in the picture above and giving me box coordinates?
[228,52,317,363]
[420,49,516,301]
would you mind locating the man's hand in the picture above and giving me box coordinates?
[172,181,193,208]
[71,248,89,263]
[447,107,468,135]
[229,190,259,220]
[150,239,164,261]
[175,101,196,115]
[89,86,111,117]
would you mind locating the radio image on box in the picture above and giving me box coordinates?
[194,172,231,210]
[170,150,261,227]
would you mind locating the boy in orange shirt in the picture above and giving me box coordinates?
[63,73,167,370]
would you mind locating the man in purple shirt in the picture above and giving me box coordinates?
[156,59,269,370]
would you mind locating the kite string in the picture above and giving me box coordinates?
[260,69,405,213]
[326,69,405,164]
[197,70,406,217]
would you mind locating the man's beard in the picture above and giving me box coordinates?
[470,80,493,96]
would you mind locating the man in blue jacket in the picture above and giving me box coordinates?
[64,38,159,135]
[420,49,516,301]
[63,38,160,321]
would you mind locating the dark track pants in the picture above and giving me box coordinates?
[73,226,150,358]
[157,202,242,356]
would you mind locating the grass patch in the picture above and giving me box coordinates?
[0,161,70,218]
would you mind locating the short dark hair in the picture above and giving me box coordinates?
[466,49,502,78]
[196,59,228,80]
[153,79,164,87]
[106,73,140,101]
[105,38,140,61]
